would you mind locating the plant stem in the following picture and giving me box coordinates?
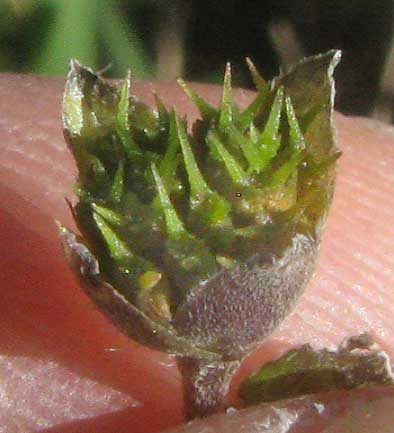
[178,357,241,419]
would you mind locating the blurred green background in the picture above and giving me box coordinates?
[1,0,394,117]
[0,0,155,78]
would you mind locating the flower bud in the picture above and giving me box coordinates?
[60,51,341,416]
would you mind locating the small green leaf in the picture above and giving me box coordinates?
[240,334,394,405]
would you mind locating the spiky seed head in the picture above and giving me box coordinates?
[60,51,340,360]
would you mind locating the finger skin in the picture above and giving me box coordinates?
[0,73,393,432]
[163,387,394,433]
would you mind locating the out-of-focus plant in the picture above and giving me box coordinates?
[0,0,154,78]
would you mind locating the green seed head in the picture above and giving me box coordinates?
[60,52,340,361]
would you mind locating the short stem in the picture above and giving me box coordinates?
[178,357,241,419]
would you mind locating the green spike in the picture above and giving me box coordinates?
[63,60,119,142]
[268,152,304,188]
[238,90,268,132]
[116,70,142,158]
[246,57,269,92]
[303,151,341,176]
[154,92,169,128]
[62,63,83,138]
[177,78,217,120]
[137,270,164,292]
[227,124,261,173]
[151,163,185,237]
[94,202,169,308]
[265,170,298,213]
[259,87,284,146]
[92,203,123,226]
[286,96,306,151]
[299,99,324,133]
[109,160,125,203]
[201,193,231,226]
[219,63,233,133]
[91,154,108,185]
[175,114,211,201]
[159,110,180,178]
[93,211,132,263]
[256,86,284,171]
[207,131,249,185]
[249,122,259,142]
[77,150,109,189]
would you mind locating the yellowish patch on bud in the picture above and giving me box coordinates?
[138,270,162,290]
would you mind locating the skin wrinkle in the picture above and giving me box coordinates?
[1,162,71,196]
[337,284,390,334]
[0,354,139,430]
[341,172,394,202]
[300,297,359,336]
[311,282,393,345]
[318,256,392,324]
[2,122,74,166]
[4,144,72,178]
[298,292,348,331]
[336,286,394,334]
[0,73,394,431]
[331,274,394,325]
[338,179,394,213]
[2,206,183,428]
[164,388,394,433]
[345,156,394,181]
[325,231,394,283]
[270,255,393,349]
[333,205,394,240]
[327,233,394,289]
[272,304,350,349]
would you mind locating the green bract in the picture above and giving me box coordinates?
[240,333,394,405]
[60,51,340,417]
